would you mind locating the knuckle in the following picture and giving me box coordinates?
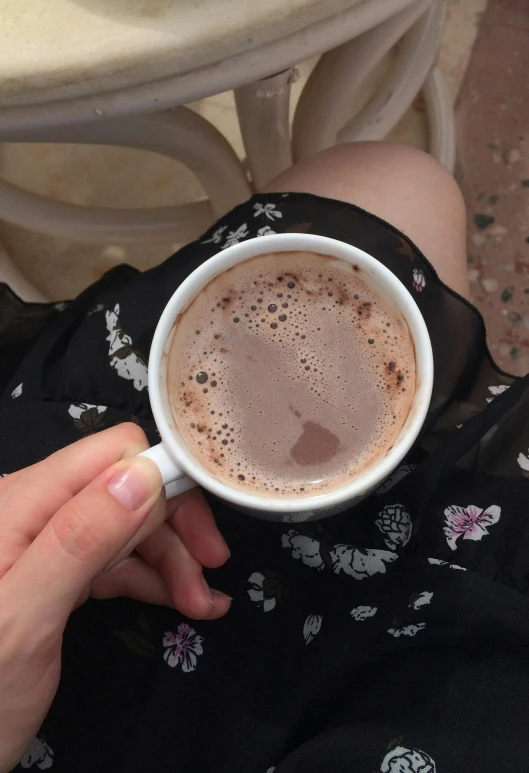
[52,502,107,563]
[111,421,148,451]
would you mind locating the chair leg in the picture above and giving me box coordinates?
[337,0,446,144]
[292,0,453,172]
[423,66,456,173]
[0,107,251,244]
[292,0,432,160]
[234,69,294,191]
[0,180,213,244]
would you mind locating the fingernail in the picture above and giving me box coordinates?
[107,457,161,510]
[211,589,233,602]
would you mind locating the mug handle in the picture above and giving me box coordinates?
[139,444,197,499]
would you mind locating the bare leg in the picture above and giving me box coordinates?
[264,142,469,298]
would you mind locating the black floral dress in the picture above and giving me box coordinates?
[2,193,528,773]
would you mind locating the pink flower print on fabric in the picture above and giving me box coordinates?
[163,624,204,672]
[443,504,501,550]
[412,268,426,293]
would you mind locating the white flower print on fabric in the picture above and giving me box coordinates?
[443,503,501,550]
[105,304,148,391]
[282,530,325,570]
[54,301,68,312]
[351,605,377,621]
[375,464,414,496]
[282,512,312,524]
[517,449,529,472]
[201,225,227,245]
[409,591,433,610]
[412,268,426,293]
[388,623,426,638]
[20,737,54,769]
[428,557,466,571]
[487,384,509,403]
[380,745,436,772]
[375,504,412,550]
[248,572,275,612]
[331,545,398,580]
[265,768,276,773]
[253,202,283,221]
[11,382,22,398]
[222,223,249,249]
[68,403,107,433]
[283,531,398,580]
[427,557,445,567]
[247,571,287,612]
[163,624,203,672]
[303,614,322,645]
[87,302,104,316]
[257,225,276,237]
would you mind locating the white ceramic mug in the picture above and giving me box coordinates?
[140,233,433,522]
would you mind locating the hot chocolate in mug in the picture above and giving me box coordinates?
[140,233,433,522]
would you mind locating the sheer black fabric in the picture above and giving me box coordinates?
[2,193,527,773]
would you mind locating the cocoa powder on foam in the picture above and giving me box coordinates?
[168,251,416,497]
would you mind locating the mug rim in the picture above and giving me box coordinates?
[148,233,433,513]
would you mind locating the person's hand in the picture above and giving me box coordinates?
[0,423,231,772]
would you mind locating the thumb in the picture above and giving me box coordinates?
[3,456,162,626]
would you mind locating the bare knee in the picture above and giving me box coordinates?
[266,141,464,216]
[264,142,468,298]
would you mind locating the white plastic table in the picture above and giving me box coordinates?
[0,0,454,299]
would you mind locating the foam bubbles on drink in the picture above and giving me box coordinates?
[168,251,416,497]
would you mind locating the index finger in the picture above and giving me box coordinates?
[0,423,152,549]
